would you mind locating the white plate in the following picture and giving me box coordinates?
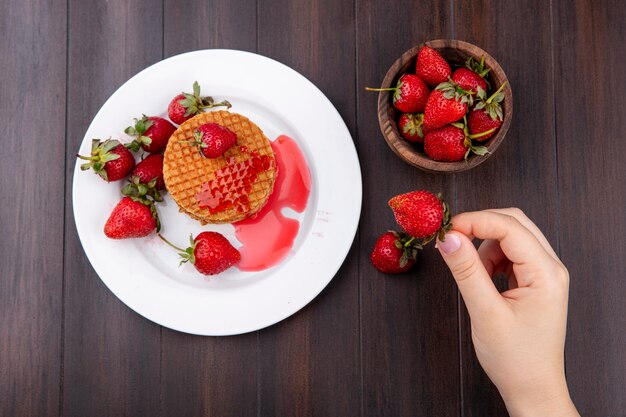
[72,49,362,336]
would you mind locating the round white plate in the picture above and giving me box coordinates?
[72,49,362,336]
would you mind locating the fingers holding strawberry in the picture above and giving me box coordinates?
[388,190,452,244]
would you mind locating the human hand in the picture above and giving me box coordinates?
[436,208,579,417]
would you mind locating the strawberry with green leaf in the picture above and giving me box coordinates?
[468,82,507,141]
[423,116,494,162]
[423,80,474,132]
[167,81,231,125]
[77,138,135,182]
[451,56,490,93]
[125,115,176,153]
[370,231,422,274]
[398,113,424,143]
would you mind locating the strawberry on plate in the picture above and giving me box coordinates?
[104,196,159,239]
[370,231,421,274]
[423,80,474,132]
[77,138,135,182]
[366,73,430,113]
[388,190,451,243]
[125,115,176,154]
[415,46,451,87]
[188,123,238,158]
[129,154,165,190]
[468,82,507,141]
[398,113,424,143]
[167,81,231,125]
[159,232,241,275]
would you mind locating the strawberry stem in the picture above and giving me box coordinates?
[468,127,497,139]
[158,234,185,252]
[486,81,508,104]
[364,87,397,92]
[404,237,415,247]
[201,99,231,110]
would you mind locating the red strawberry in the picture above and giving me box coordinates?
[468,81,507,141]
[423,81,474,132]
[129,154,165,190]
[388,190,451,242]
[398,113,424,143]
[370,231,421,274]
[415,46,451,87]
[125,115,176,153]
[78,139,135,182]
[451,56,490,93]
[423,120,492,162]
[365,74,430,113]
[159,232,241,275]
[188,123,238,158]
[104,196,158,239]
[167,81,231,125]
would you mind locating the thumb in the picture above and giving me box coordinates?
[436,231,504,317]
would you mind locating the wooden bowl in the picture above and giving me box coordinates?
[376,39,513,173]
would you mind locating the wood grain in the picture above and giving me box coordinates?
[553,1,626,415]
[63,1,163,416]
[452,1,558,415]
[160,2,258,417]
[256,1,360,416]
[0,1,66,416]
[357,1,460,416]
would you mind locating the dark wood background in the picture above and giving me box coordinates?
[1,0,624,416]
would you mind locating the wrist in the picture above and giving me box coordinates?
[502,377,579,417]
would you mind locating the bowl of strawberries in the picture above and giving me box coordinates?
[368,39,512,173]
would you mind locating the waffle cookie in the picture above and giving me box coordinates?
[163,110,276,224]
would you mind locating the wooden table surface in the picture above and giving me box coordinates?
[2,0,625,416]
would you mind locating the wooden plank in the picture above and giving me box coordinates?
[357,1,460,416]
[159,2,258,417]
[63,1,163,416]
[0,1,66,416]
[553,1,626,415]
[256,1,361,416]
[452,1,558,415]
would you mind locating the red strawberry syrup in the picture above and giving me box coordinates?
[234,135,311,271]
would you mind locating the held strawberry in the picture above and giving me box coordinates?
[188,123,238,158]
[423,117,493,162]
[104,196,159,239]
[423,80,474,132]
[468,82,507,141]
[388,190,452,244]
[451,56,490,93]
[77,138,135,182]
[125,115,176,154]
[167,81,231,125]
[370,231,422,274]
[365,74,430,113]
[398,113,425,143]
[415,46,451,87]
[159,232,241,275]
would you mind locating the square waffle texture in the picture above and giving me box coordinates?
[163,110,276,224]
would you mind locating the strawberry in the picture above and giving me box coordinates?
[104,196,158,239]
[415,46,451,87]
[388,190,451,243]
[188,123,238,158]
[423,80,474,132]
[424,116,493,162]
[398,113,424,143]
[77,139,135,182]
[451,56,490,93]
[167,81,231,125]
[365,74,430,113]
[129,154,165,190]
[159,232,241,275]
[468,82,507,141]
[370,231,421,274]
[125,115,176,154]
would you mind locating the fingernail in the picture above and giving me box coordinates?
[437,233,461,254]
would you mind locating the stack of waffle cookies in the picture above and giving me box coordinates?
[163,110,277,224]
